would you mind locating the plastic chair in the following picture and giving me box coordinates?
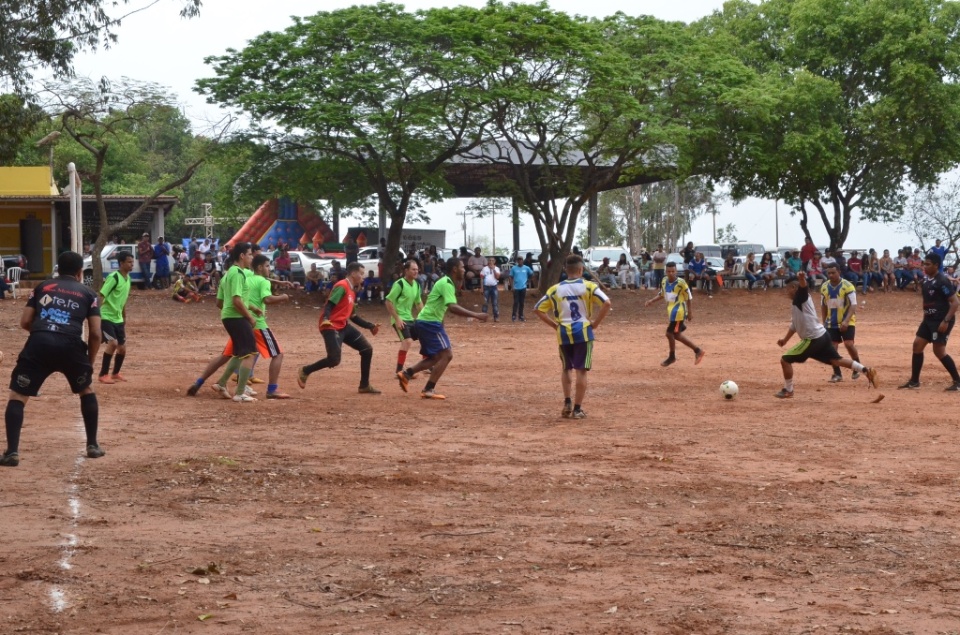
[6,267,23,299]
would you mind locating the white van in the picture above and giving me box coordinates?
[583,246,638,274]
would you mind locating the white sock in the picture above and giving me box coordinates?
[851,361,865,372]
[785,379,794,392]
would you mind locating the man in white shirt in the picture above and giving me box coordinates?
[480,257,501,321]
[197,238,212,255]
[775,271,878,398]
[466,247,486,289]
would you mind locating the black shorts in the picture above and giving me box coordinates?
[917,318,955,344]
[101,319,127,345]
[667,320,687,335]
[392,321,419,342]
[782,332,842,365]
[9,334,93,397]
[222,317,257,358]
[827,326,856,343]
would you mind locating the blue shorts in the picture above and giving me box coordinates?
[415,320,450,358]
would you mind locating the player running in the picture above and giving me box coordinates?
[396,257,488,399]
[246,255,292,398]
[534,253,611,420]
[384,259,424,374]
[898,252,960,390]
[211,242,259,403]
[776,271,878,398]
[297,262,382,394]
[644,261,705,366]
[97,250,134,384]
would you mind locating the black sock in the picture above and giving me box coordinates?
[100,353,112,377]
[941,354,960,382]
[564,397,572,406]
[396,363,403,372]
[911,352,924,382]
[80,393,98,447]
[403,368,413,379]
[113,354,125,375]
[574,403,582,412]
[5,400,25,454]
[425,381,436,391]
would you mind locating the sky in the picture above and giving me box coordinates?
[68,0,922,253]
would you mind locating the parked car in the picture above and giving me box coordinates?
[720,242,767,262]
[583,246,638,274]
[665,252,686,273]
[267,250,330,284]
[1,254,28,273]
[316,246,404,279]
[694,244,723,259]
[80,244,175,286]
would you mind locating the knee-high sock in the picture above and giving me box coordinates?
[397,350,407,372]
[80,393,98,446]
[941,354,960,382]
[112,353,125,375]
[217,357,242,385]
[100,353,113,377]
[5,400,25,454]
[359,347,373,387]
[912,352,924,382]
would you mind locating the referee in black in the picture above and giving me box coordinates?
[1,251,105,466]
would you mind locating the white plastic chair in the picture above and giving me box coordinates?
[6,267,23,299]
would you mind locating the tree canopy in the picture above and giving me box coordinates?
[699,0,960,249]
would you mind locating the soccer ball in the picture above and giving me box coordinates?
[720,380,739,400]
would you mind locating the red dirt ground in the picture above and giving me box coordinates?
[0,284,958,634]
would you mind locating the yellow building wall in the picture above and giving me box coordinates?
[0,167,58,196]
[0,203,55,275]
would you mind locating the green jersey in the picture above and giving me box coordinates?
[99,271,131,323]
[417,275,457,323]
[385,277,421,324]
[220,265,251,319]
[248,274,273,329]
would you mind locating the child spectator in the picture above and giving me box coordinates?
[362,269,383,303]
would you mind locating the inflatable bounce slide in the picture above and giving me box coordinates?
[229,198,337,249]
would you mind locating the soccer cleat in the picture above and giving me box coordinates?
[828,374,843,383]
[186,383,201,397]
[297,367,308,390]
[945,382,960,392]
[695,349,706,365]
[420,390,446,400]
[864,367,878,389]
[249,376,265,384]
[774,388,794,399]
[571,409,587,420]
[244,385,257,397]
[86,444,105,459]
[561,405,573,418]
[358,385,382,394]
[97,375,115,384]
[212,383,231,399]
[851,371,861,380]
[396,370,410,393]
[660,356,676,367]
[233,393,257,403]
[898,380,920,390]
[110,373,127,382]
[0,451,19,467]
[266,391,291,399]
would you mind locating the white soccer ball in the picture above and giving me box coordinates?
[720,380,739,400]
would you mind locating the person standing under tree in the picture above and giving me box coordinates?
[137,232,153,290]
[98,251,134,384]
[297,262,382,394]
[1,252,105,466]
[509,255,535,321]
[898,252,960,390]
[385,259,424,374]
[480,256,501,321]
[776,271,878,398]
[396,257,488,399]
[534,254,611,420]
[820,264,862,383]
[645,261,706,367]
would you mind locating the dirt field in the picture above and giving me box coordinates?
[0,283,959,635]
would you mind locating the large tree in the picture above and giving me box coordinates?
[197,3,501,277]
[45,77,205,285]
[700,0,960,250]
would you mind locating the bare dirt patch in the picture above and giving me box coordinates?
[0,285,958,634]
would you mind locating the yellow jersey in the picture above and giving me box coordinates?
[660,277,691,322]
[535,278,610,345]
[820,279,857,328]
